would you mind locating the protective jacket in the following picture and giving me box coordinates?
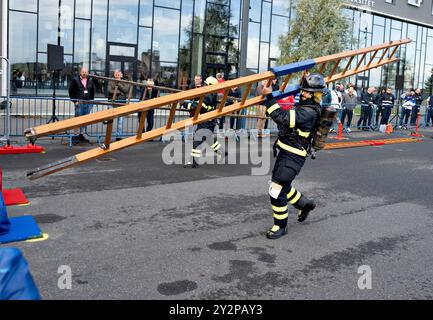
[380,93,395,108]
[360,91,375,107]
[264,93,320,170]
[184,93,217,116]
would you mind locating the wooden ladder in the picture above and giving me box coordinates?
[25,38,411,180]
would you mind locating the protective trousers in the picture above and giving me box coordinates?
[190,121,223,164]
[427,107,433,125]
[410,106,420,125]
[375,106,384,126]
[381,106,392,125]
[269,152,308,229]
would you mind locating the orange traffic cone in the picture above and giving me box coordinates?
[386,123,393,134]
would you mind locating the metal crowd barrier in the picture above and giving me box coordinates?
[0,96,282,146]
[1,96,431,147]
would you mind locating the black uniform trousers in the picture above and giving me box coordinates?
[410,106,420,125]
[381,106,392,125]
[400,108,411,126]
[341,109,353,128]
[375,106,384,126]
[427,107,433,125]
[357,105,372,129]
[190,121,222,164]
[269,151,306,228]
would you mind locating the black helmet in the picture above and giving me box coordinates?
[300,74,326,92]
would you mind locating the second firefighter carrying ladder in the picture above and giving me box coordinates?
[24,39,411,180]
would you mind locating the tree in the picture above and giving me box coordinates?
[278,0,353,77]
[424,67,433,95]
[181,0,238,79]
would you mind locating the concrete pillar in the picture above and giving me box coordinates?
[239,0,250,77]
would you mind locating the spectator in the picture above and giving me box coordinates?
[108,69,129,141]
[374,88,386,129]
[226,86,242,130]
[399,89,415,129]
[330,83,344,132]
[345,83,357,97]
[410,88,423,125]
[142,78,160,132]
[379,87,395,125]
[358,87,376,131]
[68,66,95,144]
[426,94,433,127]
[321,86,332,107]
[341,85,357,132]
[190,75,202,90]
[15,71,24,89]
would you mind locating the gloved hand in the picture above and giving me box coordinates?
[262,84,273,97]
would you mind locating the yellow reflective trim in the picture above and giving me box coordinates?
[211,141,220,149]
[289,191,302,204]
[287,187,296,199]
[26,233,50,243]
[213,144,221,151]
[191,149,201,154]
[271,225,280,232]
[273,213,289,220]
[272,205,288,213]
[289,109,296,128]
[277,140,307,157]
[267,104,280,115]
[297,129,311,138]
[191,153,201,158]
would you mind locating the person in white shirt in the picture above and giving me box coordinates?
[330,83,344,132]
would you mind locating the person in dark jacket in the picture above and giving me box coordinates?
[321,87,332,107]
[141,78,160,132]
[226,86,242,129]
[374,88,386,128]
[357,87,375,131]
[410,88,423,125]
[426,95,433,126]
[184,77,226,168]
[262,74,326,239]
[379,88,395,125]
[68,67,95,144]
[108,69,130,141]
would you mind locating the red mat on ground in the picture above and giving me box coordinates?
[2,189,29,206]
[0,144,45,155]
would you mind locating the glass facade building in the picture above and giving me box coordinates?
[2,0,433,96]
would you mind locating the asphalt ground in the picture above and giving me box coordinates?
[1,128,433,300]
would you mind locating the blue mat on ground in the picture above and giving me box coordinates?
[1,192,42,244]
[0,216,43,244]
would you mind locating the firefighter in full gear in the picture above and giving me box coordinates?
[263,74,326,239]
[184,76,226,168]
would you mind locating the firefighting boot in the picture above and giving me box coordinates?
[184,160,199,168]
[294,195,316,223]
[266,225,288,240]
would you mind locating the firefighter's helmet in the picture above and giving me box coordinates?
[300,74,326,92]
[204,76,218,86]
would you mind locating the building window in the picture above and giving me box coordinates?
[407,0,422,7]
[385,0,393,4]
